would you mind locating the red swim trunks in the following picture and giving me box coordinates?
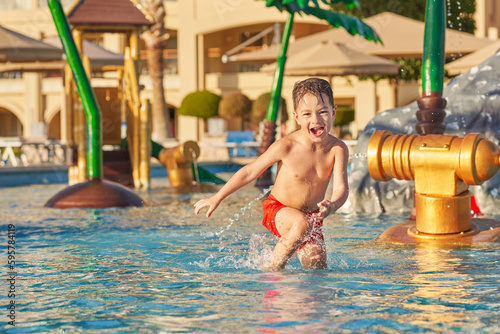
[262,194,324,249]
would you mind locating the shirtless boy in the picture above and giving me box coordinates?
[194,78,349,270]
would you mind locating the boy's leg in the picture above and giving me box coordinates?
[264,207,316,270]
[296,239,327,269]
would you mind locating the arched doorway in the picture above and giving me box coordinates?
[0,108,23,137]
[47,110,61,140]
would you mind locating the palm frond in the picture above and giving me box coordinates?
[320,0,359,10]
[258,0,380,43]
[305,6,381,43]
[268,0,360,10]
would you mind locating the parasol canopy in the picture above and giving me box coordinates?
[260,40,400,81]
[0,26,62,62]
[231,12,492,62]
[44,36,124,68]
[445,40,500,75]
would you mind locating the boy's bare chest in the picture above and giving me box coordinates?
[283,152,334,182]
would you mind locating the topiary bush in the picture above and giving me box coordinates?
[177,90,221,119]
[219,92,252,121]
[334,106,355,127]
[251,92,288,126]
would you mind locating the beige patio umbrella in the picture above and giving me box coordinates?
[0,35,125,73]
[260,40,400,82]
[0,25,64,73]
[0,26,62,61]
[231,12,493,62]
[445,40,500,75]
[44,36,124,68]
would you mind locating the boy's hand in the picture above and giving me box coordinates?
[194,196,219,217]
[312,200,336,221]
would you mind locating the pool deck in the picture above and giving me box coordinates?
[0,161,243,188]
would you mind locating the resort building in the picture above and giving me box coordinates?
[0,0,498,161]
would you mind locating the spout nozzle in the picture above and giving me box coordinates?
[183,141,200,162]
[470,137,500,183]
[158,141,200,170]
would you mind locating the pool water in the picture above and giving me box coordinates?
[2,180,500,333]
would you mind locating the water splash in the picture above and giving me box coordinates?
[191,149,200,183]
[446,0,463,60]
[192,233,276,270]
[191,185,275,271]
[216,185,273,238]
[192,254,215,269]
[191,231,301,271]
[245,233,275,269]
[349,152,367,160]
[461,116,467,136]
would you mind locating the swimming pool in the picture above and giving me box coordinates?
[2,178,499,333]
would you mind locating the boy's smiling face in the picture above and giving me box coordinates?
[293,92,336,143]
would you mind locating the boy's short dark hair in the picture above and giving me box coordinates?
[292,78,334,111]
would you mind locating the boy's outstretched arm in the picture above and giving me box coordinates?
[313,142,350,221]
[194,141,283,217]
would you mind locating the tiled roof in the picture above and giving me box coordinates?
[68,0,152,27]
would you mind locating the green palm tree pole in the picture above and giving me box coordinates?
[266,12,294,122]
[416,0,447,135]
[48,0,103,179]
[256,12,294,188]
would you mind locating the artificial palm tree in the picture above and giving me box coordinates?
[140,0,172,140]
[256,0,382,187]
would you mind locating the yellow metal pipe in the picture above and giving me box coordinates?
[129,97,140,189]
[75,100,87,183]
[91,65,124,72]
[82,56,91,79]
[368,131,500,194]
[367,130,500,235]
[69,29,88,184]
[64,65,74,146]
[65,63,81,186]
[124,31,142,189]
[139,100,151,190]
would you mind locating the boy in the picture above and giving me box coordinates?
[194,78,349,270]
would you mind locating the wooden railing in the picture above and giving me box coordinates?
[0,138,70,167]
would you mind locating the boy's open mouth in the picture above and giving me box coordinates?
[310,126,325,137]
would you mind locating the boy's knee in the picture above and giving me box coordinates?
[290,216,314,239]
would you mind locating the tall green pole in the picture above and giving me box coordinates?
[422,0,445,94]
[265,12,295,122]
[416,0,447,135]
[256,12,295,188]
[48,0,103,179]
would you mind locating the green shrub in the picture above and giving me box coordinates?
[251,92,288,126]
[219,92,252,120]
[177,90,221,119]
[334,106,355,127]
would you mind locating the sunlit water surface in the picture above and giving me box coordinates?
[1,181,499,333]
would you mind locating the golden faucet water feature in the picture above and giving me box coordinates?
[367,130,500,243]
[159,141,200,188]
[152,140,222,194]
[363,0,500,244]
